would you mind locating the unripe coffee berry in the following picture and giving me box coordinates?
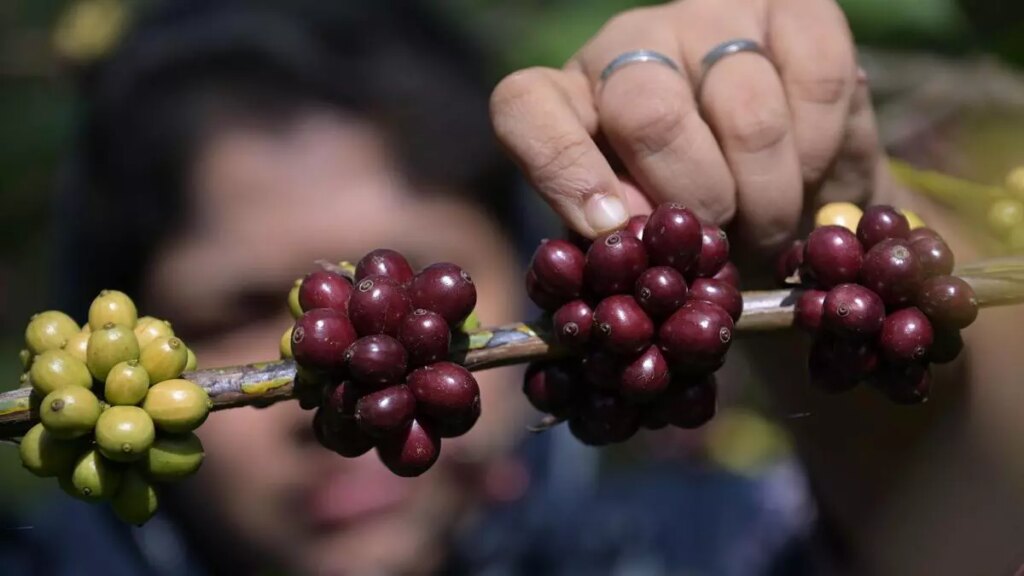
[139,336,189,384]
[87,324,141,382]
[25,310,79,355]
[88,290,138,331]
[29,350,92,396]
[95,406,155,462]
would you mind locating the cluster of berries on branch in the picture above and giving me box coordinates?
[18,291,208,525]
[282,250,480,477]
[523,203,742,446]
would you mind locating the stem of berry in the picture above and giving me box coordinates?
[1,258,1022,440]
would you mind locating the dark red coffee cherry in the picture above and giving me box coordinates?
[355,385,416,438]
[879,307,933,363]
[619,345,670,403]
[584,232,648,296]
[929,329,964,364]
[553,300,594,349]
[909,235,954,279]
[907,228,943,244]
[687,278,742,323]
[808,334,879,393]
[526,269,565,312]
[298,271,353,314]
[643,203,702,273]
[658,300,734,371]
[322,380,361,417]
[639,406,670,431]
[292,308,358,374]
[344,335,408,390]
[803,226,863,288]
[315,408,374,458]
[409,263,477,327]
[634,266,688,320]
[581,350,624,392]
[376,419,441,477]
[397,309,451,368]
[522,361,578,417]
[623,214,649,240]
[693,223,730,278]
[355,248,415,284]
[857,205,910,249]
[875,362,930,405]
[429,399,481,438]
[592,295,654,355]
[406,362,480,421]
[794,289,827,334]
[348,276,412,337]
[567,393,639,446]
[528,239,585,302]
[775,240,805,285]
[917,275,978,329]
[860,239,923,308]
[712,261,741,289]
[660,374,717,429]
[822,283,885,339]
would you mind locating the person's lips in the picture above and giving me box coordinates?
[307,464,411,530]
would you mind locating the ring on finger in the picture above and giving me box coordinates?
[599,49,681,85]
[697,39,772,99]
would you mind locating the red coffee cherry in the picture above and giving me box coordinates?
[794,289,827,334]
[822,283,885,339]
[808,334,879,393]
[687,278,742,323]
[355,385,416,438]
[568,392,640,446]
[642,203,703,274]
[928,329,964,364]
[623,214,649,240]
[376,419,441,477]
[857,205,910,249]
[408,263,477,327]
[860,239,923,308]
[292,308,358,374]
[634,266,688,320]
[658,300,734,372]
[348,275,412,337]
[618,345,670,403]
[397,309,451,368]
[803,226,864,288]
[693,223,730,278]
[322,380,361,417]
[907,228,943,244]
[528,239,586,302]
[552,299,594,349]
[355,249,415,284]
[522,361,578,418]
[315,408,375,458]
[298,270,353,314]
[917,275,978,330]
[712,261,741,289]
[879,307,934,364]
[344,335,408,390]
[592,295,655,356]
[406,362,480,422]
[775,240,805,285]
[584,232,648,296]
[526,269,565,312]
[909,234,954,279]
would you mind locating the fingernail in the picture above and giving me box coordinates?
[584,194,628,233]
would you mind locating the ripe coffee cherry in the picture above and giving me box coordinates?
[292,309,358,374]
[407,362,480,421]
[875,362,930,405]
[660,375,717,429]
[585,232,648,296]
[529,239,585,301]
[592,295,654,355]
[907,227,943,244]
[643,203,702,273]
[568,393,640,446]
[429,399,481,438]
[917,275,978,329]
[634,266,688,320]
[344,335,408,390]
[909,234,954,278]
[857,205,910,249]
[623,214,649,240]
[525,269,565,311]
[693,223,730,278]
[323,381,360,417]
[808,335,879,393]
[775,240,805,285]
[376,419,441,477]
[860,239,923,308]
[929,329,964,364]
[398,309,451,367]
[879,307,934,363]
[523,361,578,417]
[803,226,863,288]
[316,408,374,458]
[581,351,623,392]
[409,263,477,327]
[355,249,414,284]
[687,278,742,322]
[619,345,670,402]
[794,289,827,334]
[822,284,885,339]
[299,271,353,314]
[553,300,594,349]
[349,275,412,336]
[658,300,734,371]
[355,385,416,438]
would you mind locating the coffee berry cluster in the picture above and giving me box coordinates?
[777,203,977,402]
[18,290,209,525]
[523,203,742,446]
[281,250,480,477]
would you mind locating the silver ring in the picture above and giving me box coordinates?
[600,50,680,83]
[698,39,770,95]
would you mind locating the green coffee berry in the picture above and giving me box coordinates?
[104,360,150,406]
[88,289,138,331]
[988,198,1024,238]
[280,326,293,359]
[63,331,90,364]
[95,406,155,462]
[133,316,174,349]
[139,337,188,383]
[185,347,197,372]
[112,468,159,525]
[25,311,79,355]
[143,432,204,481]
[19,423,83,477]
[39,386,101,439]
[142,379,211,433]
[19,373,30,389]
[19,349,33,371]
[288,278,303,319]
[29,350,93,396]
[457,309,481,332]
[87,324,140,381]
[69,449,122,501]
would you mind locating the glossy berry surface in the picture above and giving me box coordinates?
[522,361,577,417]
[794,289,827,333]
[529,239,585,301]
[634,266,687,320]
[298,271,353,314]
[808,335,878,393]
[348,276,412,336]
[907,228,943,244]
[658,300,734,371]
[406,362,480,420]
[822,283,885,339]
[292,309,358,374]
[584,232,648,296]
[803,226,863,288]
[315,409,374,458]
[643,203,702,273]
[592,295,654,355]
[660,375,717,429]
[687,278,742,322]
[909,235,954,278]
[917,275,978,329]
[860,239,922,308]
[875,362,930,405]
[619,345,670,402]
[712,261,740,289]
[568,393,639,446]
[857,205,910,249]
[693,223,730,278]
[409,263,477,327]
[775,240,805,285]
[376,419,440,477]
[879,307,933,363]
[552,300,594,349]
[355,385,416,438]
[526,269,564,311]
[623,214,649,240]
[322,381,360,417]
[345,335,408,390]
[429,399,481,438]
[397,309,450,367]
[355,249,415,284]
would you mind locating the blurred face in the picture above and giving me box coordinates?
[144,109,526,575]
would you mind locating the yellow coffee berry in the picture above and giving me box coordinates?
[280,326,293,359]
[900,209,926,230]
[68,449,122,501]
[87,324,140,381]
[25,311,79,355]
[814,202,862,232]
[95,406,155,462]
[988,198,1024,238]
[1005,166,1024,201]
[143,433,204,481]
[19,423,84,477]
[29,349,93,396]
[39,386,101,439]
[88,289,138,331]
[104,360,150,405]
[133,316,174,349]
[185,347,197,372]
[112,468,159,525]
[288,278,303,319]
[139,336,188,383]
[63,331,90,364]
[142,379,210,433]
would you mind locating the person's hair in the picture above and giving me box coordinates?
[56,0,516,318]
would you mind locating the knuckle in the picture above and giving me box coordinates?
[721,102,790,155]
[530,134,600,198]
[790,73,851,107]
[490,67,551,123]
[605,92,694,157]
